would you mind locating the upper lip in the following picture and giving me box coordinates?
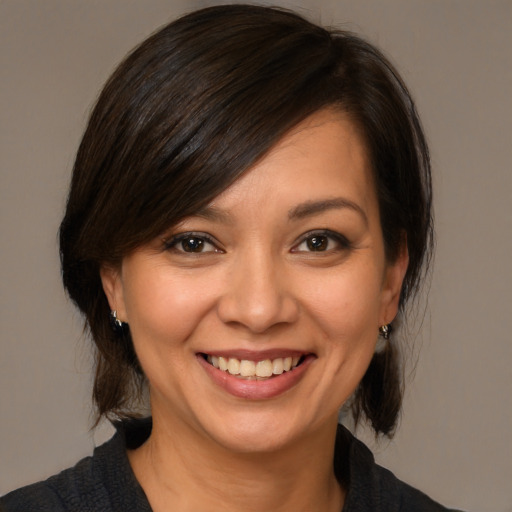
[198,349,312,361]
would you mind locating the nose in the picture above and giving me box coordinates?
[217,249,299,334]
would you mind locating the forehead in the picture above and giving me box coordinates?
[206,109,377,220]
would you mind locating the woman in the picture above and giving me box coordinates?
[1,4,461,511]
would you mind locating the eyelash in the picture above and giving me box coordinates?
[163,230,351,255]
[291,230,351,253]
[163,232,222,254]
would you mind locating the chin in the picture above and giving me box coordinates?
[214,424,299,455]
[198,406,328,456]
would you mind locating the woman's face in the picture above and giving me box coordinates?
[102,109,407,453]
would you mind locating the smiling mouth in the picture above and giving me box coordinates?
[203,354,306,380]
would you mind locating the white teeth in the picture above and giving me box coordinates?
[272,358,284,375]
[240,360,256,377]
[256,359,273,378]
[218,356,228,371]
[206,354,303,378]
[227,358,240,375]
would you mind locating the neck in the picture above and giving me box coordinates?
[128,412,345,512]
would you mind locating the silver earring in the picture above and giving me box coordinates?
[379,324,391,340]
[375,324,391,353]
[110,310,127,334]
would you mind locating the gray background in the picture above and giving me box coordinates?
[1,1,511,511]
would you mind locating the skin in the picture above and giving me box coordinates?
[101,109,408,511]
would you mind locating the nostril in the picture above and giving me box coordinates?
[216,273,300,333]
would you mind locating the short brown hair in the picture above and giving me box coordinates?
[60,4,433,436]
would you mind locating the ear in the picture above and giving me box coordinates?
[379,241,409,326]
[100,264,127,321]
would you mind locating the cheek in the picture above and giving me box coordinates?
[122,268,219,354]
[303,264,384,344]
[306,272,382,405]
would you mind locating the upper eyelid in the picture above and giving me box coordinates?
[163,231,220,249]
[291,230,351,252]
[294,229,349,244]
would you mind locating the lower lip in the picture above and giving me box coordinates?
[197,354,314,400]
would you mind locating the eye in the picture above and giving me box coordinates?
[292,230,350,253]
[164,233,220,254]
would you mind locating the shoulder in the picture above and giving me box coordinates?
[371,463,462,512]
[1,481,62,512]
[1,454,98,512]
[1,418,152,512]
[336,424,464,512]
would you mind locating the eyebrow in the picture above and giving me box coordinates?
[193,197,368,225]
[194,205,233,224]
[288,197,368,226]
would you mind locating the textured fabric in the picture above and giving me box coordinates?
[1,418,461,511]
[1,419,152,512]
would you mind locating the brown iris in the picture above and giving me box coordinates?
[306,235,328,251]
[182,237,205,252]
